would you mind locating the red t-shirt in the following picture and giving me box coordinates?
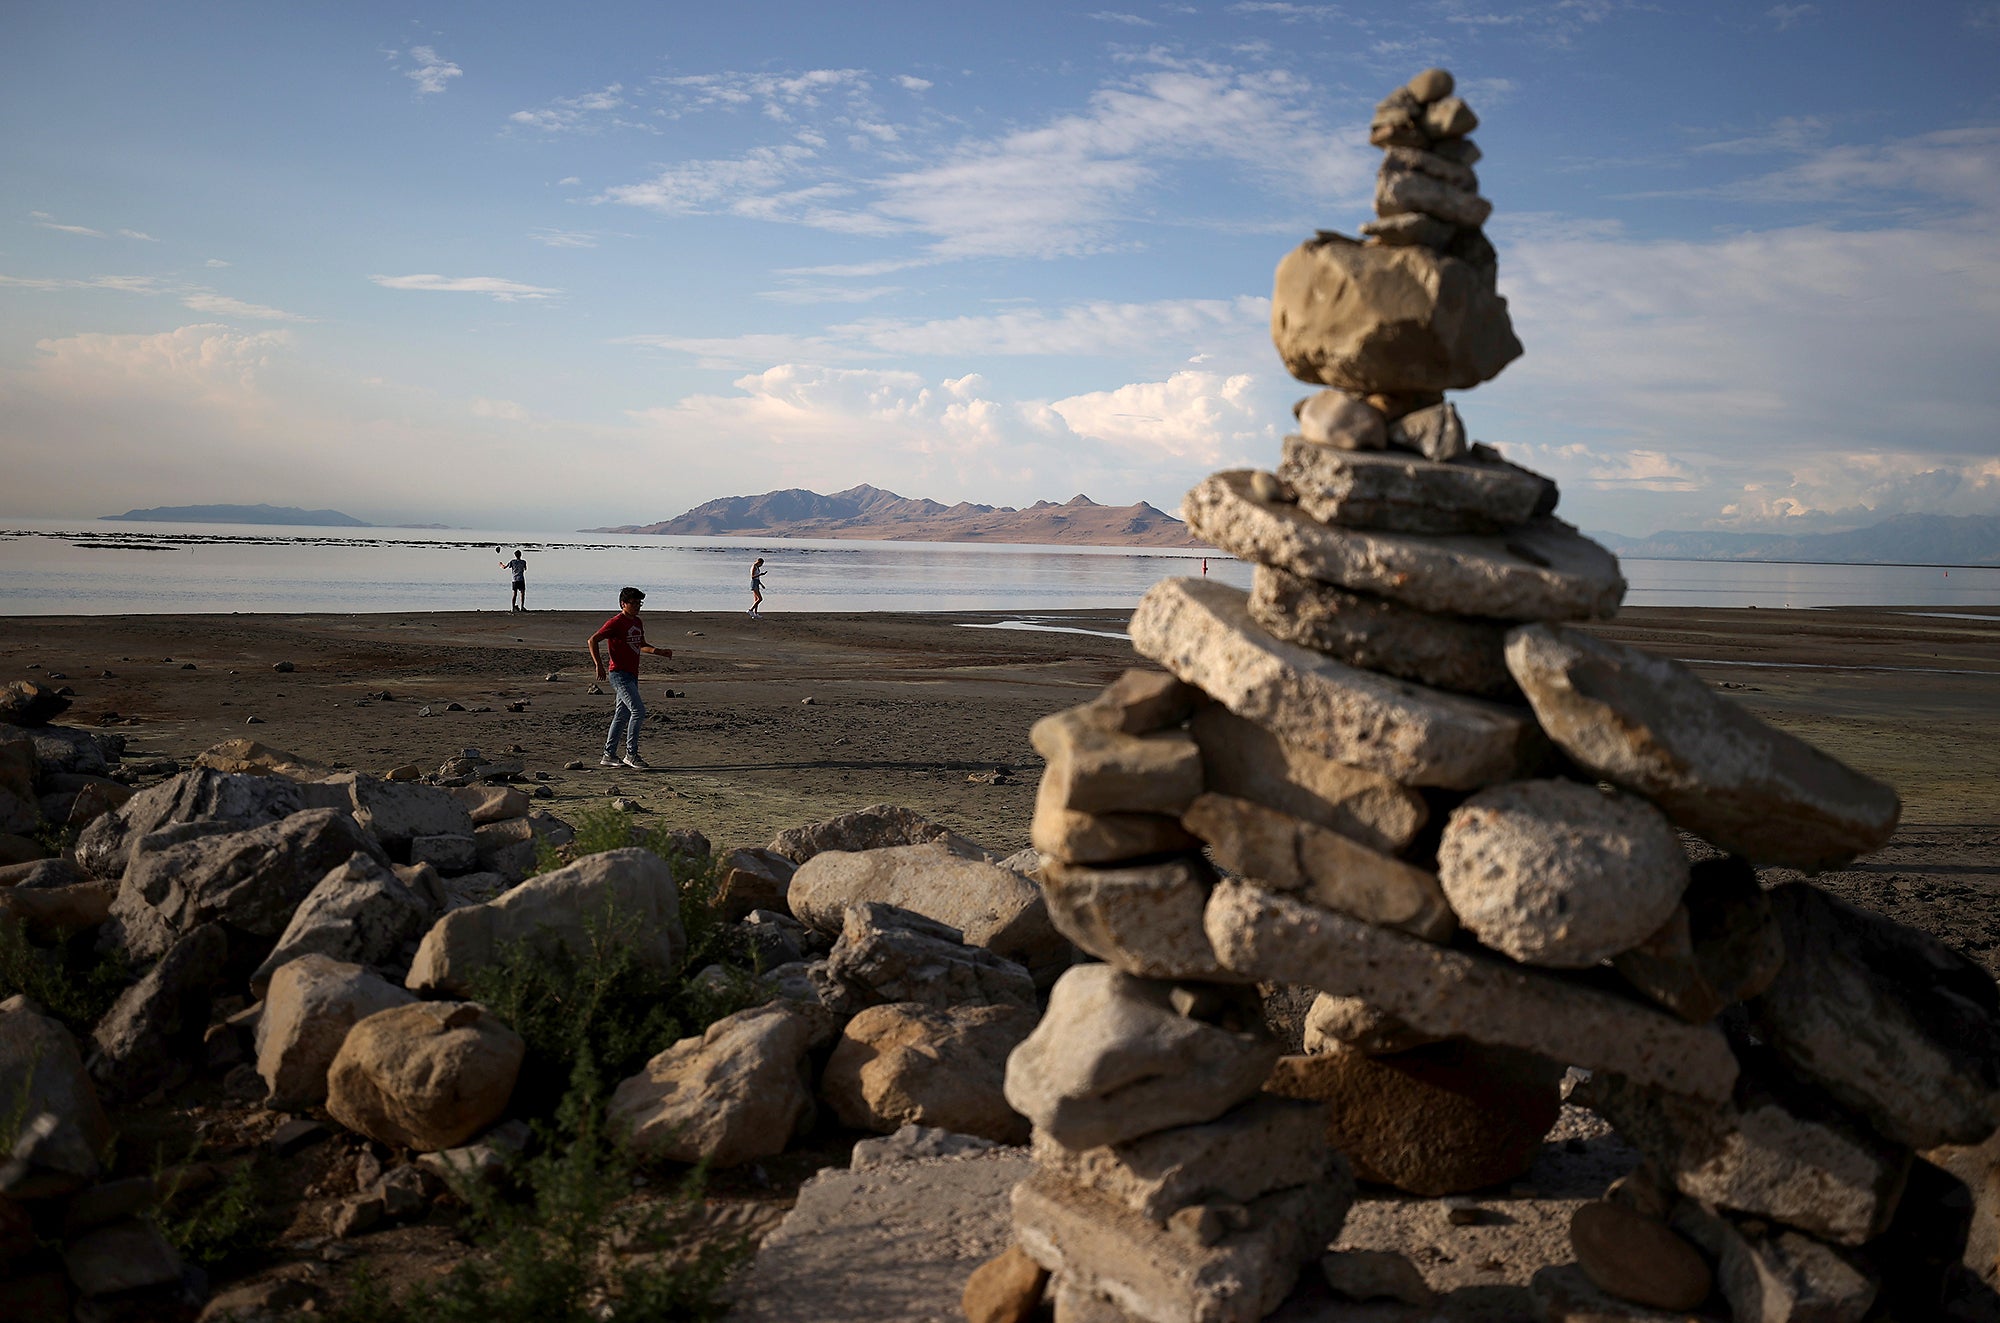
[592,613,648,672]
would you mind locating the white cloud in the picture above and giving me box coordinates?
[757,284,902,304]
[530,228,600,248]
[470,397,530,421]
[1767,4,1816,30]
[205,258,231,268]
[404,45,462,96]
[369,274,560,301]
[34,217,106,237]
[895,75,933,92]
[0,273,163,293]
[1089,11,1157,25]
[509,84,628,133]
[1636,126,2000,210]
[180,292,309,321]
[1050,370,1266,464]
[117,229,157,241]
[23,323,291,407]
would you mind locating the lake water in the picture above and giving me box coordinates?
[0,519,1995,616]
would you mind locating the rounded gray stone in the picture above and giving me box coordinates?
[1437,780,1687,968]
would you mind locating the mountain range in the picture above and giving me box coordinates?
[104,503,372,527]
[1591,513,2000,567]
[589,484,1204,548]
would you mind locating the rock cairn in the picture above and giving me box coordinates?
[1006,68,1988,1323]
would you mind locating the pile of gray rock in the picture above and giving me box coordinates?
[990,67,1994,1323]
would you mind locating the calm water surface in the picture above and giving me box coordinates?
[0,519,1994,615]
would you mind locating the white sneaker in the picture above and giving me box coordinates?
[599,754,619,767]
[622,753,650,770]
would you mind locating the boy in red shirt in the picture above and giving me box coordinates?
[586,586,672,769]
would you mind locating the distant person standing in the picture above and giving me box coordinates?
[749,557,766,619]
[587,586,672,769]
[499,549,528,611]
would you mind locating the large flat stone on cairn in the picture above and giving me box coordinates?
[1270,234,1522,393]
[1003,965,1279,1150]
[1032,709,1204,816]
[1013,1167,1350,1323]
[1190,706,1427,856]
[1751,882,2000,1150]
[1250,565,1517,700]
[1030,1093,1337,1223]
[1504,624,1900,870]
[1042,856,1245,982]
[1589,1057,1912,1247]
[1276,436,1550,535]
[1611,855,1786,1024]
[1128,577,1547,791]
[1183,471,1624,621]
[1203,880,1739,1101]
[1181,793,1455,942]
[1033,789,1198,866]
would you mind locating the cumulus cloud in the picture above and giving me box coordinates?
[895,75,933,92]
[404,45,462,96]
[1050,370,1266,464]
[369,273,560,301]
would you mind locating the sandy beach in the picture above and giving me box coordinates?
[7,601,1997,964]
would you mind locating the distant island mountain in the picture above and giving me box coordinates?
[1591,513,2000,568]
[104,503,372,527]
[589,484,1205,548]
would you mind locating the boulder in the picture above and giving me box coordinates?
[1012,1165,1350,1323]
[768,803,990,865]
[1295,389,1388,451]
[1077,668,1205,735]
[0,681,69,727]
[249,852,435,997]
[405,847,685,996]
[1182,471,1625,621]
[1278,435,1545,535]
[821,1001,1034,1143]
[472,816,540,881]
[786,842,1065,976]
[608,1002,819,1167]
[1436,779,1688,968]
[0,881,114,942]
[1129,577,1547,790]
[1031,791,1197,866]
[1183,793,1455,942]
[1505,624,1900,870]
[61,1218,183,1297]
[1249,566,1518,699]
[1189,706,1427,856]
[256,955,417,1110]
[1204,880,1738,1101]
[1612,855,1787,1023]
[325,1001,525,1152]
[0,738,37,836]
[88,922,229,1100]
[106,807,390,962]
[1031,1093,1335,1223]
[715,847,798,922]
[1267,1042,1561,1195]
[18,726,119,778]
[192,739,326,779]
[319,773,475,846]
[850,1123,1000,1170]
[812,902,1037,1014]
[449,784,531,826]
[0,998,112,1197]
[409,833,478,874]
[962,1244,1048,1323]
[1003,965,1280,1150]
[1751,881,2000,1150]
[1270,234,1521,393]
[1040,856,1241,982]
[1375,165,1491,229]
[75,767,309,879]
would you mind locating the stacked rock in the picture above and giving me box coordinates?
[999,68,1997,1323]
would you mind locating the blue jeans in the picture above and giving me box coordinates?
[603,670,645,757]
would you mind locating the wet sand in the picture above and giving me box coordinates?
[7,602,1997,964]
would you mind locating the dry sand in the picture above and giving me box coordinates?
[7,601,1996,963]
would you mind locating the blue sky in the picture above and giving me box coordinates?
[3,0,1997,535]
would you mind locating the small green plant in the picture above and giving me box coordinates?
[327,1079,748,1323]
[28,820,79,859]
[155,1154,273,1270]
[0,922,131,1035]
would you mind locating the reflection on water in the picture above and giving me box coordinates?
[0,519,1995,615]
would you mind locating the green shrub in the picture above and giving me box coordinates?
[327,1081,748,1323]
[156,1155,273,1270]
[0,922,131,1036]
